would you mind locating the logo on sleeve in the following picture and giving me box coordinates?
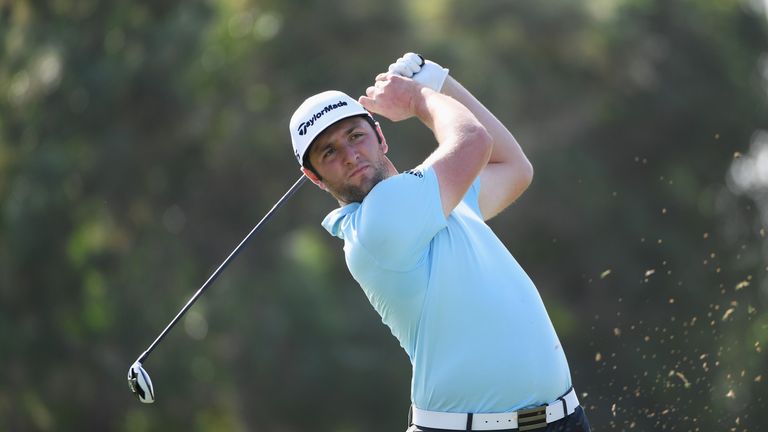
[404,169,424,178]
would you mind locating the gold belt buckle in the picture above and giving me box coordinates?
[517,405,547,431]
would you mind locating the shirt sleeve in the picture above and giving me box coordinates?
[355,165,447,271]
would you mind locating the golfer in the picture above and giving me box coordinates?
[289,53,591,432]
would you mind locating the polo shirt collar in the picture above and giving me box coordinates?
[321,203,360,238]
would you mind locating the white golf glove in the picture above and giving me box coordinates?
[387,52,449,92]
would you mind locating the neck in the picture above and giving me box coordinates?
[335,158,398,207]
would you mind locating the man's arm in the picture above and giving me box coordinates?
[441,76,534,220]
[359,74,492,217]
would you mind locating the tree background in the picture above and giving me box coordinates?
[1,0,767,430]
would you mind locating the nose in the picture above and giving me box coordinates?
[340,142,359,165]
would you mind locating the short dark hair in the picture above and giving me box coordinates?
[303,114,379,179]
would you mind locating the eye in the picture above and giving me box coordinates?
[322,147,335,159]
[350,132,364,140]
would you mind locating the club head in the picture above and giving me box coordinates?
[128,361,155,403]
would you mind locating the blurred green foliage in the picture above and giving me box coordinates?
[1,0,767,430]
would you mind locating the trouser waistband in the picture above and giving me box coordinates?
[410,387,579,431]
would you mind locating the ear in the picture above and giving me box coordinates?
[301,167,327,190]
[374,121,388,154]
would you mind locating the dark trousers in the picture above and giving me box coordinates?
[406,406,591,432]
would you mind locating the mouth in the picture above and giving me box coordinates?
[348,164,370,179]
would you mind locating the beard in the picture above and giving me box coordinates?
[327,159,390,204]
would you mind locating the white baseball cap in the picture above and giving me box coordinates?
[289,90,370,167]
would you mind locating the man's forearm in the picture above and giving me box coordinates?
[382,53,533,217]
[412,86,490,156]
[441,76,530,168]
[409,83,492,216]
[440,75,533,218]
[358,72,492,216]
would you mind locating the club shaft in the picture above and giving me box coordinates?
[138,175,308,364]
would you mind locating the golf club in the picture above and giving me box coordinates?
[127,175,308,403]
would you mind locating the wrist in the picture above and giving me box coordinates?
[412,86,439,126]
[438,75,460,98]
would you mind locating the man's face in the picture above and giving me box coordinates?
[305,116,391,204]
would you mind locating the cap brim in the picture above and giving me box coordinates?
[301,112,371,166]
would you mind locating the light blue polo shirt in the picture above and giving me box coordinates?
[322,165,572,413]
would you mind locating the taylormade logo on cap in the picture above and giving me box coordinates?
[297,100,349,136]
[289,90,369,167]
